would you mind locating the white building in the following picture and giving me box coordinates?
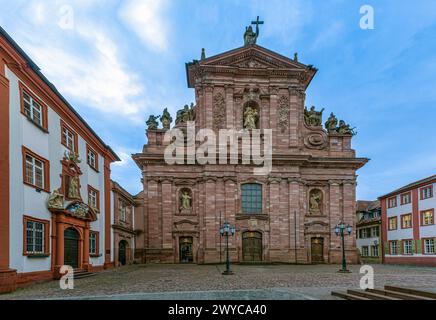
[380,175,436,266]
[0,26,120,293]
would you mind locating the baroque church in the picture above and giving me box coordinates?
[132,21,368,265]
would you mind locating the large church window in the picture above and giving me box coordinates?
[241,183,262,214]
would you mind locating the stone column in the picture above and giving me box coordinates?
[204,86,214,129]
[161,179,173,249]
[288,88,302,148]
[83,222,90,271]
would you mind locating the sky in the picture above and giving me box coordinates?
[0,0,435,200]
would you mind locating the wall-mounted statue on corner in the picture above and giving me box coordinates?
[243,104,259,129]
[47,188,64,209]
[309,189,323,214]
[180,189,192,211]
[325,113,338,132]
[146,115,159,130]
[175,103,196,125]
[160,108,173,130]
[337,120,356,135]
[304,106,324,127]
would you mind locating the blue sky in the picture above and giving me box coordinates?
[1,0,435,199]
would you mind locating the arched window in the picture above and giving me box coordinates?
[241,183,262,214]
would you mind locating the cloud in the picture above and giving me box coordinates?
[119,0,169,52]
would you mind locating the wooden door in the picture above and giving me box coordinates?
[242,231,262,262]
[311,237,324,264]
[64,228,79,269]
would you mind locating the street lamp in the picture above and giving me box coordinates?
[335,221,352,273]
[220,221,236,275]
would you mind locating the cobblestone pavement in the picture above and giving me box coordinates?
[2,264,436,300]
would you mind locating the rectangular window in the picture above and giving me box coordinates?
[371,245,379,257]
[390,241,398,255]
[87,145,99,171]
[388,217,398,230]
[424,239,435,254]
[88,185,100,211]
[241,183,263,214]
[20,83,48,130]
[401,214,412,229]
[401,192,411,205]
[23,216,49,256]
[61,121,78,153]
[22,146,49,192]
[89,232,98,255]
[388,197,397,208]
[420,186,433,200]
[403,240,413,255]
[120,200,127,222]
[421,209,434,226]
[361,246,369,257]
[371,227,380,237]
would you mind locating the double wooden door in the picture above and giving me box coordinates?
[242,231,262,262]
[64,228,79,269]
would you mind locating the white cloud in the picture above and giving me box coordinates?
[119,0,169,52]
[112,150,133,167]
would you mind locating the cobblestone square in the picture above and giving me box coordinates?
[2,264,436,300]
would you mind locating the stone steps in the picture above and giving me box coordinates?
[73,269,96,280]
[332,285,436,300]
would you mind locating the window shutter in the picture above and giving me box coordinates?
[397,240,402,255]
[415,239,422,254]
[384,242,389,254]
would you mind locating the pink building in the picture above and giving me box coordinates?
[380,175,436,266]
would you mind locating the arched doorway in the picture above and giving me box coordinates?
[179,237,193,263]
[311,237,324,264]
[242,231,262,262]
[64,228,80,269]
[119,240,128,266]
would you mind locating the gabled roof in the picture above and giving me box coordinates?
[378,174,436,199]
[186,44,317,88]
[0,26,120,161]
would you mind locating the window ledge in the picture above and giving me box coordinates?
[25,254,50,258]
[90,254,102,258]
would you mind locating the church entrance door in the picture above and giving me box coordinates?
[242,231,262,262]
[179,237,193,263]
[64,228,80,269]
[119,240,128,266]
[311,237,324,264]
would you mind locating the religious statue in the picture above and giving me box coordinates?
[309,189,323,213]
[244,16,264,46]
[47,188,64,209]
[243,105,259,129]
[65,150,81,164]
[337,120,356,135]
[180,190,192,210]
[175,103,196,125]
[304,106,324,127]
[68,176,81,199]
[325,112,338,132]
[146,115,159,130]
[160,108,173,130]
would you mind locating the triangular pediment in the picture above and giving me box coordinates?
[200,44,307,70]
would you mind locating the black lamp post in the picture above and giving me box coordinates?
[220,221,235,275]
[335,221,352,273]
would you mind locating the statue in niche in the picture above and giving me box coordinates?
[68,176,81,199]
[325,113,338,132]
[146,115,159,130]
[309,189,323,214]
[160,108,172,130]
[304,106,324,127]
[48,188,64,209]
[337,120,356,135]
[243,104,259,129]
[180,190,192,211]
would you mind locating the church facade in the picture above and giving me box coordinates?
[133,26,368,265]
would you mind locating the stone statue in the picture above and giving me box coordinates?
[304,106,324,127]
[309,189,322,213]
[65,150,81,164]
[325,113,338,132]
[68,176,81,199]
[180,191,192,210]
[48,188,64,209]
[160,108,173,130]
[244,16,264,46]
[243,105,259,129]
[175,103,196,125]
[337,120,356,135]
[146,115,159,130]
